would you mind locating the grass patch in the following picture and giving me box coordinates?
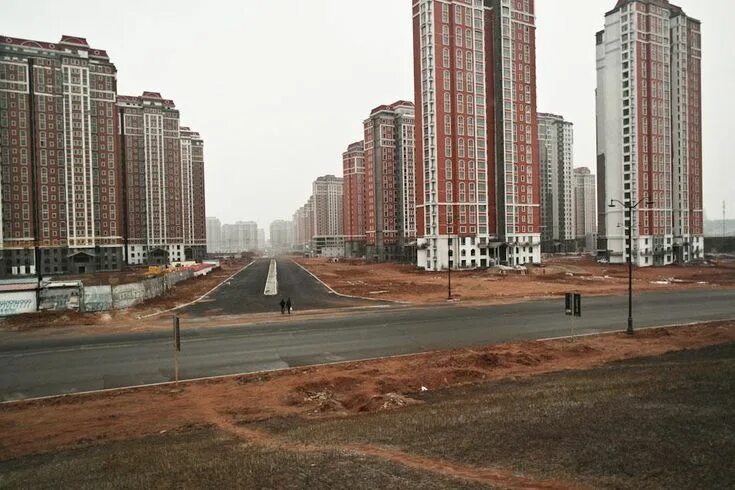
[0,429,486,489]
[258,343,735,489]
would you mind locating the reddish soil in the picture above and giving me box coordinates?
[296,256,735,304]
[1,321,733,462]
[0,258,250,332]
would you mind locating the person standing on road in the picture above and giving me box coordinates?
[279,298,286,314]
[286,297,292,315]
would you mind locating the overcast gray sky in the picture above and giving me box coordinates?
[4,0,733,230]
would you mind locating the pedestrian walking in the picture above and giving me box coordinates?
[279,298,286,314]
[286,297,292,315]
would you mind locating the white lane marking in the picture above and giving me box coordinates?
[139,261,256,319]
[264,259,278,296]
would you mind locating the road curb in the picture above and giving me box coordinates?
[534,318,735,342]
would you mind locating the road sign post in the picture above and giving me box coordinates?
[565,293,581,340]
[173,316,181,385]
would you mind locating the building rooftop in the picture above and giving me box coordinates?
[0,34,111,61]
[369,100,415,116]
[607,0,699,22]
[117,92,177,108]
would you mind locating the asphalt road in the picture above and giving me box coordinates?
[182,258,380,316]
[1,289,734,401]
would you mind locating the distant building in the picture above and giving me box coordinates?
[311,175,343,257]
[220,221,258,254]
[413,0,542,270]
[270,220,293,251]
[257,228,265,251]
[206,217,222,253]
[363,101,417,262]
[342,141,366,258]
[0,35,124,275]
[596,0,703,266]
[574,167,598,251]
[293,197,314,251]
[538,113,575,249]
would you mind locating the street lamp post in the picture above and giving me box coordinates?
[447,236,452,300]
[609,197,654,335]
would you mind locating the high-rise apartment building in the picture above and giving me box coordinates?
[342,140,366,258]
[538,113,575,246]
[596,0,703,266]
[364,101,417,261]
[118,93,206,265]
[257,228,265,251]
[412,0,541,270]
[0,35,124,276]
[220,221,258,253]
[206,216,222,254]
[270,219,293,251]
[293,197,314,250]
[119,92,179,265]
[574,167,597,240]
[311,175,343,257]
[180,127,206,261]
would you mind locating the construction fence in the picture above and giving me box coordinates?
[0,263,217,317]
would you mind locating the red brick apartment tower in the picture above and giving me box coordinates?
[363,101,417,262]
[342,140,366,258]
[117,92,184,266]
[180,127,207,261]
[0,35,123,276]
[412,0,541,271]
[596,0,703,266]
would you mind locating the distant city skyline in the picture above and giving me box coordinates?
[3,0,732,227]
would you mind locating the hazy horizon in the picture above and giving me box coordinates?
[4,0,732,234]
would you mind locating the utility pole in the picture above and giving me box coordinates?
[724,201,727,252]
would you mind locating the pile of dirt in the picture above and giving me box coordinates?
[1,321,734,461]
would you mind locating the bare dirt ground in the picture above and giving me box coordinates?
[0,321,732,469]
[0,258,250,332]
[296,256,735,305]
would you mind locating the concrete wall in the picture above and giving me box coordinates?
[0,291,37,316]
[0,265,214,316]
[164,269,194,288]
[39,287,81,312]
[84,285,113,312]
[110,282,149,310]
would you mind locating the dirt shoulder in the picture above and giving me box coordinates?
[0,258,250,333]
[294,256,735,305]
[1,320,733,463]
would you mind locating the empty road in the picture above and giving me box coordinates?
[1,289,734,401]
[182,258,382,316]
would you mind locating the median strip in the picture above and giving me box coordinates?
[263,259,278,296]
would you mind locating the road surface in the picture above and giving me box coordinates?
[1,289,734,401]
[182,258,381,316]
